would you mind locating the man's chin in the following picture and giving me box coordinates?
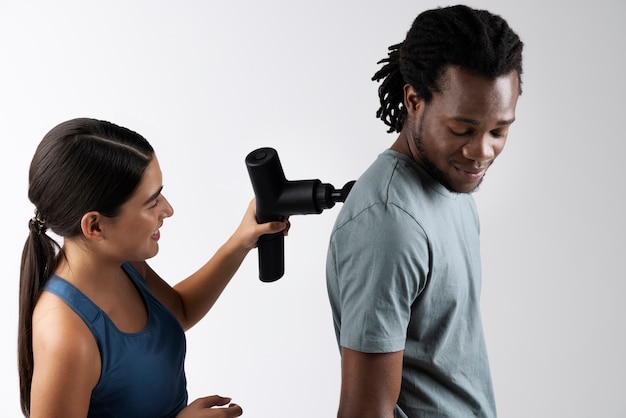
[449,178,484,194]
[437,172,485,194]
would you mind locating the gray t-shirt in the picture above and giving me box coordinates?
[326,149,496,417]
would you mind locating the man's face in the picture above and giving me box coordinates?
[405,66,520,193]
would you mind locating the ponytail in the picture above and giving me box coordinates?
[18,215,60,416]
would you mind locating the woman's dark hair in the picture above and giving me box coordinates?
[372,4,524,133]
[18,118,154,416]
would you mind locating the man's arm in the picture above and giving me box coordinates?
[338,347,403,418]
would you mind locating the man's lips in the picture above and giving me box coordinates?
[456,166,487,182]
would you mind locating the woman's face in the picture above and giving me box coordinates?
[100,155,174,262]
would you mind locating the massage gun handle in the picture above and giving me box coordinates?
[257,231,284,282]
[255,210,284,282]
[246,147,286,282]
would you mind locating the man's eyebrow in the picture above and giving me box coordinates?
[452,117,516,126]
[144,186,163,205]
[496,118,516,126]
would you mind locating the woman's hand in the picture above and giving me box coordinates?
[232,198,290,251]
[176,395,243,417]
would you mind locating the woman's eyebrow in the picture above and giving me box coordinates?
[144,186,164,205]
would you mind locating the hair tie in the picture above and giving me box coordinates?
[29,209,47,235]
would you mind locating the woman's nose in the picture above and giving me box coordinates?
[161,195,174,217]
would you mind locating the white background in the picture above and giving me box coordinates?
[1,1,625,417]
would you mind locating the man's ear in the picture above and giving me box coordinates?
[403,84,423,116]
[80,211,105,241]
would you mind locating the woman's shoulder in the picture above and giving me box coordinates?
[32,291,101,369]
[32,291,101,390]
[30,291,101,414]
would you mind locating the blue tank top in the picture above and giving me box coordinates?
[44,262,188,418]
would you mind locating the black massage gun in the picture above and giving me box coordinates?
[246,147,355,282]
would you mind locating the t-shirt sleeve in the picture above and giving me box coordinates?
[328,202,428,353]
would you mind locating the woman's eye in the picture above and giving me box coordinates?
[150,199,160,209]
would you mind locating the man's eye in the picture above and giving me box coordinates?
[490,129,508,139]
[450,128,471,136]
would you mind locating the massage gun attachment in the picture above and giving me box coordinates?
[246,147,355,282]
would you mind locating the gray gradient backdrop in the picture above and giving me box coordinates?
[1,1,624,417]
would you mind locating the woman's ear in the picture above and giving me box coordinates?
[80,211,105,241]
[403,84,423,116]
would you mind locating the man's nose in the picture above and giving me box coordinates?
[462,133,496,165]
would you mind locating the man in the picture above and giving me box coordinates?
[326,5,523,417]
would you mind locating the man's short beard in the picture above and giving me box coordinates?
[413,133,483,194]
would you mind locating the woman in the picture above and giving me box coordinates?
[18,118,288,417]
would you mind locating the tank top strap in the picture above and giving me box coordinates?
[120,262,158,304]
[121,262,147,290]
[44,276,101,325]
